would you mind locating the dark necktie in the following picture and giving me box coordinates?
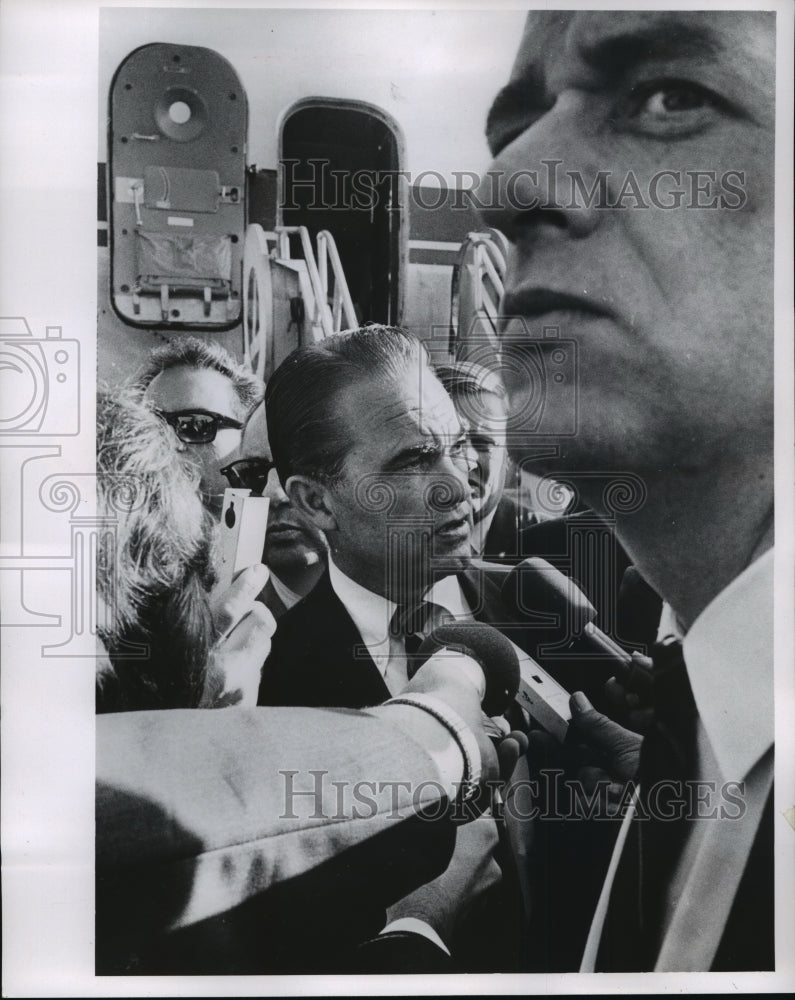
[596,639,698,971]
[390,601,452,661]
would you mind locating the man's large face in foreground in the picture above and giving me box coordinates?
[480,11,775,478]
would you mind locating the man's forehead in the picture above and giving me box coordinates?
[339,369,458,444]
[510,10,774,83]
[147,364,234,402]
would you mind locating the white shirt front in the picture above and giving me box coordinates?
[653,546,774,970]
[682,546,773,783]
[583,547,774,972]
[327,559,476,695]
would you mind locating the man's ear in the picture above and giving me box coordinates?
[286,475,338,531]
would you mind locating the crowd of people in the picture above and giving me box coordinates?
[95,9,776,978]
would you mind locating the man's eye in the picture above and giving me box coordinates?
[401,448,436,469]
[638,81,715,114]
[470,435,497,452]
[622,78,731,135]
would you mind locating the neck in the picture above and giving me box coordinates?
[329,549,430,605]
[591,458,774,631]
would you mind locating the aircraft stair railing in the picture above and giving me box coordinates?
[449,228,510,359]
[316,230,358,333]
[242,222,357,380]
[276,226,336,342]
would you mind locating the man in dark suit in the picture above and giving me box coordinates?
[260,550,526,709]
[259,326,523,709]
[256,325,528,969]
[478,9,777,971]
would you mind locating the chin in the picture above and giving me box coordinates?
[432,547,471,570]
[264,545,315,574]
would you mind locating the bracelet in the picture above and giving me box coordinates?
[384,692,482,802]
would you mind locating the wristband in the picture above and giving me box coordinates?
[384,692,482,802]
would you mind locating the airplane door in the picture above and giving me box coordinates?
[279,100,405,327]
[108,43,247,329]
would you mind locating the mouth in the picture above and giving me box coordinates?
[267,522,310,542]
[435,513,471,543]
[499,288,612,332]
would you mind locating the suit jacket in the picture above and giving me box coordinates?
[257,566,530,970]
[258,565,532,709]
[480,494,539,563]
[256,575,290,621]
[96,707,459,974]
[517,510,632,613]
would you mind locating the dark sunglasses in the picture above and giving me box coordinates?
[221,457,276,495]
[155,408,243,444]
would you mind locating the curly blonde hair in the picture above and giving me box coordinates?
[96,386,218,710]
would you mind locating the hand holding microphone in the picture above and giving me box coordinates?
[500,556,632,668]
[406,623,528,783]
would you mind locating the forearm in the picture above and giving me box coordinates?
[97,706,461,934]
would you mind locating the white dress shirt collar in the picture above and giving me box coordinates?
[682,547,773,781]
[268,572,304,613]
[327,559,475,671]
[327,558,397,659]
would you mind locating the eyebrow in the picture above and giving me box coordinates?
[485,19,723,148]
[382,439,441,472]
[381,423,468,472]
[580,23,722,82]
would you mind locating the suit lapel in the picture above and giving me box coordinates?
[260,577,289,620]
[305,573,390,708]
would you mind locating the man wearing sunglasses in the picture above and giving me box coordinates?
[222,401,327,618]
[135,336,263,517]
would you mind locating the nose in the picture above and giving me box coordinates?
[450,440,478,479]
[427,454,471,512]
[263,466,288,503]
[476,90,602,243]
[463,440,479,477]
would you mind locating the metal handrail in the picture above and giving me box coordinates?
[473,242,504,315]
[449,230,509,352]
[275,225,335,338]
[317,230,358,332]
[274,225,358,338]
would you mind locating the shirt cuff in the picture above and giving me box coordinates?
[381,917,451,957]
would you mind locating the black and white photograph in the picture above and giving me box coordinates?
[1,1,794,994]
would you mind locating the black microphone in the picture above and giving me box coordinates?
[409,622,521,717]
[500,556,632,667]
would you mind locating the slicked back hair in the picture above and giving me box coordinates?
[266,326,429,487]
[435,360,508,409]
[133,335,263,420]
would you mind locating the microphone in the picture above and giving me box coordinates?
[410,622,521,717]
[500,557,632,667]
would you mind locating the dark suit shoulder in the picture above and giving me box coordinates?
[482,494,539,562]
